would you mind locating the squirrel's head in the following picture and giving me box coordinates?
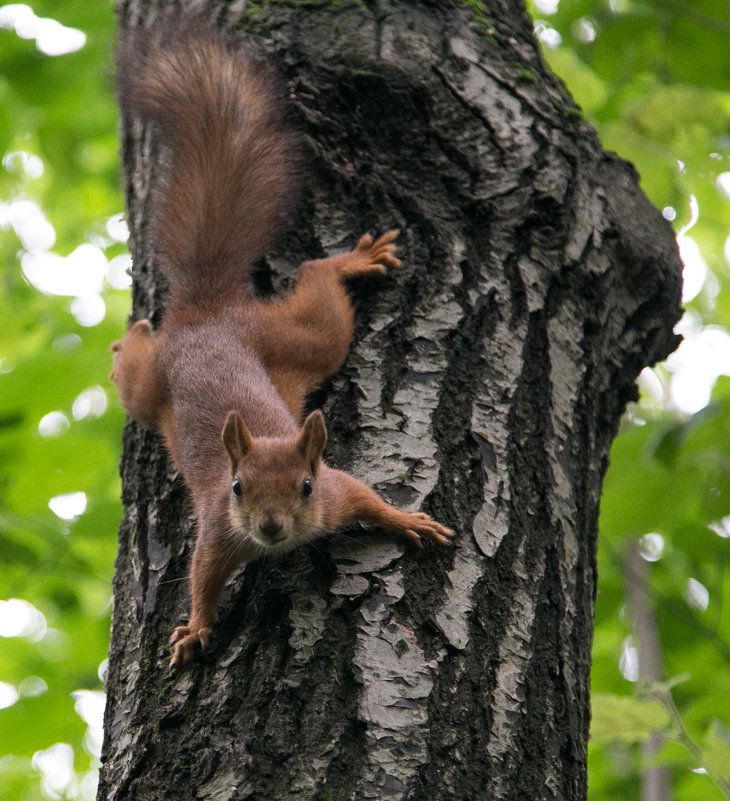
[221,410,326,550]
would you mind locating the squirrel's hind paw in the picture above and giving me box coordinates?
[340,230,401,279]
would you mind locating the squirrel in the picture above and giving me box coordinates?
[111,17,454,668]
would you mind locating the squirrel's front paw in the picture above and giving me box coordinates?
[169,622,211,669]
[394,511,455,549]
[340,230,402,278]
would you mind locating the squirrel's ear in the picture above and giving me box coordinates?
[221,411,253,471]
[297,410,327,473]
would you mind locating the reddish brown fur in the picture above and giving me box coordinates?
[116,16,299,310]
[111,18,453,668]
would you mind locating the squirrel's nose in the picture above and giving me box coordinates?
[259,509,284,539]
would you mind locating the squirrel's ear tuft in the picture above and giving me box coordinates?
[297,410,327,474]
[221,411,253,471]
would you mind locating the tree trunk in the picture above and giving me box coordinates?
[98,1,683,799]
[626,542,673,801]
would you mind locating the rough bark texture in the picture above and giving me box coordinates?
[98,1,683,800]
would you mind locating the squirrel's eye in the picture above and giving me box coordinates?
[301,477,313,498]
[232,478,242,498]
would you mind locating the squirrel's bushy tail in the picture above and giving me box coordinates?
[116,17,299,304]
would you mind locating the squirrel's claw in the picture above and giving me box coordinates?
[372,229,399,247]
[340,230,401,279]
[169,623,211,669]
[403,529,425,549]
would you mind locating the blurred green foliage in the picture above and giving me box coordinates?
[0,2,125,799]
[2,1,730,800]
[529,0,730,798]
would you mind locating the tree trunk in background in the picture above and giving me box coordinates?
[626,542,673,801]
[98,1,683,799]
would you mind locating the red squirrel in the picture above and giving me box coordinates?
[111,18,453,668]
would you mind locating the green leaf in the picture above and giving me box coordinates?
[591,693,671,744]
[702,720,730,781]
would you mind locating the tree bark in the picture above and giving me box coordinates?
[98,1,683,800]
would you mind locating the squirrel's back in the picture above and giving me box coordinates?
[116,16,299,307]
